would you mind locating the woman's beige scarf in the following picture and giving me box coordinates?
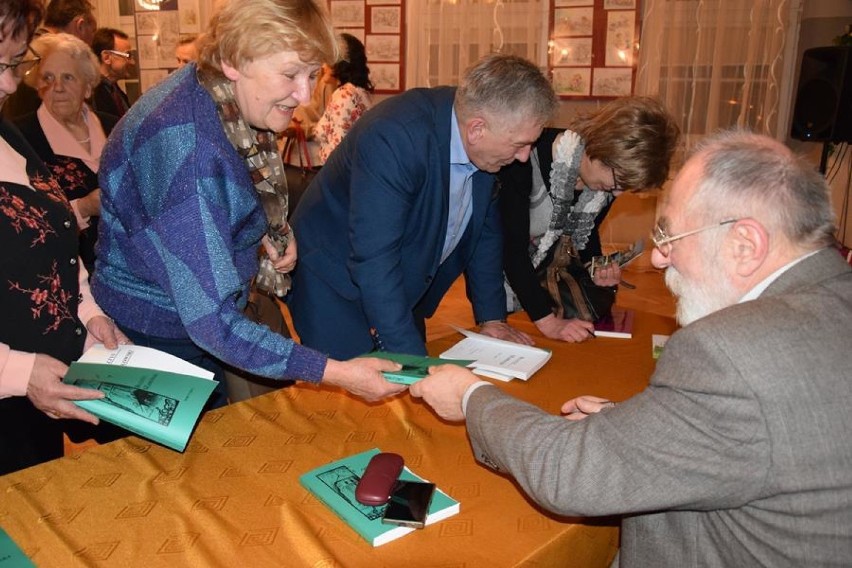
[199,69,292,297]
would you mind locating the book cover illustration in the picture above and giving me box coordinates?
[317,465,385,521]
[71,377,179,427]
[300,448,460,546]
[64,362,217,452]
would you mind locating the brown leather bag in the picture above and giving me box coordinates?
[538,235,616,323]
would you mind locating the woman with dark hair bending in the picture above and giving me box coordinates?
[315,33,373,163]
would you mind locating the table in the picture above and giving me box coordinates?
[0,311,676,567]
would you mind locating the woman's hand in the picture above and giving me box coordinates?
[262,233,297,274]
[27,354,104,424]
[322,357,407,402]
[75,189,101,218]
[86,315,130,349]
[592,262,621,287]
[534,313,595,342]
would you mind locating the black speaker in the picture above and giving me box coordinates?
[791,46,852,143]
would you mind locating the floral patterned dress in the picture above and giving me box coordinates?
[0,119,90,472]
[14,109,116,276]
[315,83,372,164]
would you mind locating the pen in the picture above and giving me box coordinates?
[587,329,596,339]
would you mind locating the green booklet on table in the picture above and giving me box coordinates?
[0,526,34,567]
[361,352,473,385]
[63,344,218,452]
[300,448,460,547]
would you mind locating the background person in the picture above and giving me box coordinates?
[499,97,679,342]
[92,0,405,407]
[411,130,852,566]
[174,34,198,69]
[14,32,118,276]
[281,62,337,168]
[0,0,128,475]
[90,27,134,118]
[1,0,96,120]
[314,32,373,164]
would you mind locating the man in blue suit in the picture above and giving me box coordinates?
[289,54,557,358]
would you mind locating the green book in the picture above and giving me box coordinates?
[63,361,217,452]
[361,352,473,385]
[300,448,460,547]
[0,526,34,567]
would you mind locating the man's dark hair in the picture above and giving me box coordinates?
[91,27,128,57]
[43,0,94,29]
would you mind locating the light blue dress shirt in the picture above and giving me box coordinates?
[441,107,478,263]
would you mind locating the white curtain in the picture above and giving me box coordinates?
[636,0,803,152]
[406,0,550,88]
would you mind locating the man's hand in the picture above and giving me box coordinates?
[561,395,616,421]
[27,354,104,424]
[322,357,408,402]
[409,364,482,422]
[262,233,298,274]
[478,321,535,346]
[86,315,130,349]
[534,313,595,343]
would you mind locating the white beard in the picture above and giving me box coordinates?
[665,265,740,326]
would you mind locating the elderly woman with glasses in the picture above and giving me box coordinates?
[498,97,680,342]
[14,32,118,277]
[91,0,405,408]
[1,0,128,474]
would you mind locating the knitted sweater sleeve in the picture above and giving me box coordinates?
[96,78,327,382]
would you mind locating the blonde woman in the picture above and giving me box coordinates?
[92,0,405,407]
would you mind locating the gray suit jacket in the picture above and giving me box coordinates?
[466,248,852,567]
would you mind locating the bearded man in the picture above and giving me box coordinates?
[410,130,852,567]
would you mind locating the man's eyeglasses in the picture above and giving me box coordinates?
[651,219,738,258]
[105,49,136,61]
[0,46,41,79]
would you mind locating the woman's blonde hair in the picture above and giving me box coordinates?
[25,32,100,90]
[197,0,338,75]
[571,96,680,191]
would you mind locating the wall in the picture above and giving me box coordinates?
[93,0,851,249]
[787,0,852,247]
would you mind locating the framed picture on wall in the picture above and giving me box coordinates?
[549,0,640,98]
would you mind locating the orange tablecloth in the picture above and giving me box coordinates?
[0,312,676,567]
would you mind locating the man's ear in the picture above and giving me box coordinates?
[71,16,87,38]
[464,116,487,145]
[729,218,769,278]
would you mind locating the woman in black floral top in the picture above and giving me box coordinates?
[14,32,118,276]
[0,0,128,475]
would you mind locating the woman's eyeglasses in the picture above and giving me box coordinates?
[0,46,41,79]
